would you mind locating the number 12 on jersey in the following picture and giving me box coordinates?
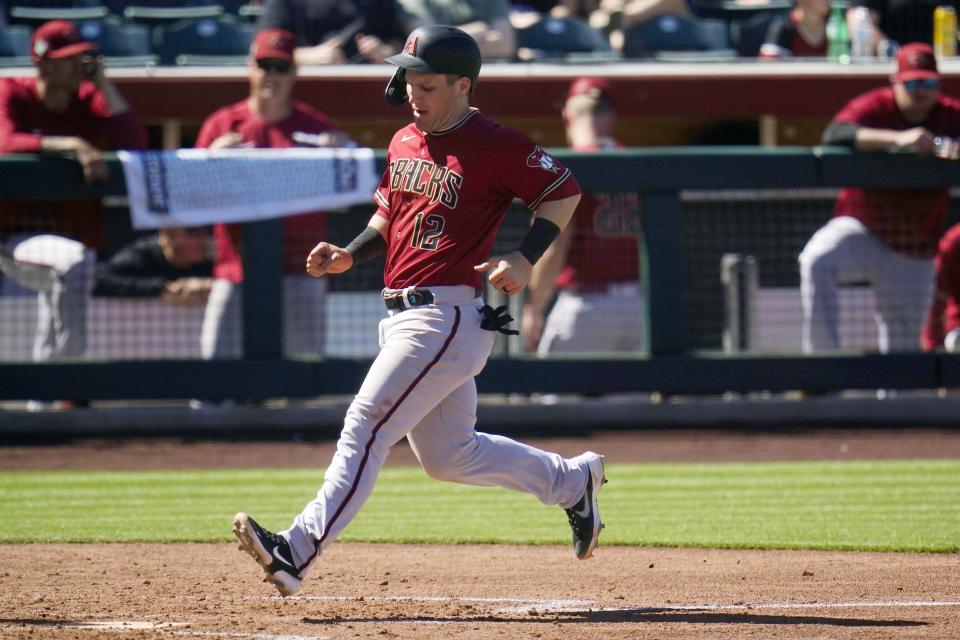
[411,212,445,251]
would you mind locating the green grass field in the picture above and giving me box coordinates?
[1,459,958,552]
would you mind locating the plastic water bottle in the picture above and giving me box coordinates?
[849,7,873,62]
[827,3,850,64]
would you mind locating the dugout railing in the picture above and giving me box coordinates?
[2,147,960,402]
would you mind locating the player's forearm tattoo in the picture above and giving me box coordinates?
[345,226,387,265]
[517,217,561,265]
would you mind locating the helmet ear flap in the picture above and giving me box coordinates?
[385,67,407,107]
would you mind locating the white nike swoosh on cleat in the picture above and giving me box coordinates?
[573,500,592,519]
[271,546,289,565]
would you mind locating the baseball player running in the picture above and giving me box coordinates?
[233,25,606,597]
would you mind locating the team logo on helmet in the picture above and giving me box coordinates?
[526,146,560,173]
[404,36,418,56]
[33,39,48,57]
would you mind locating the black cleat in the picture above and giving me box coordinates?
[233,512,302,596]
[564,452,606,560]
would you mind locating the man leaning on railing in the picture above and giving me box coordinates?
[0,20,146,409]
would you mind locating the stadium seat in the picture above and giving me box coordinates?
[6,0,101,9]
[103,0,219,13]
[153,15,254,65]
[219,0,262,17]
[7,4,109,27]
[236,4,264,21]
[622,13,735,59]
[689,0,792,20]
[75,16,157,63]
[0,24,32,66]
[515,16,614,61]
[728,9,788,57]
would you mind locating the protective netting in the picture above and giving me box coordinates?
[3,189,959,362]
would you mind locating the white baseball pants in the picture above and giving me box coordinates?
[283,285,591,573]
[0,234,94,361]
[200,276,327,359]
[538,284,645,354]
[799,216,935,353]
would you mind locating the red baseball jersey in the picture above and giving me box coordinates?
[832,87,960,257]
[0,77,147,248]
[759,11,828,59]
[557,141,640,291]
[922,222,960,350]
[195,99,339,282]
[374,109,580,290]
[0,77,146,153]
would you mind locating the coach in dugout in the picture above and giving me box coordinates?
[800,43,960,354]
[521,77,644,355]
[195,28,352,362]
[0,20,146,370]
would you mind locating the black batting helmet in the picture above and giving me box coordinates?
[384,25,482,107]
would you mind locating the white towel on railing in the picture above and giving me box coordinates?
[118,148,378,229]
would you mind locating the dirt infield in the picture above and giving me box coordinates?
[2,428,959,639]
[2,543,958,640]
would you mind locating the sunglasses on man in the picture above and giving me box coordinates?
[902,78,940,92]
[256,59,293,74]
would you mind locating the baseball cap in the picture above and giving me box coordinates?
[30,20,96,64]
[895,42,939,81]
[251,28,296,62]
[566,77,611,103]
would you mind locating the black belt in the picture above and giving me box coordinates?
[383,287,435,310]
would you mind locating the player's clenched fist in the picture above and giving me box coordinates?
[306,241,354,277]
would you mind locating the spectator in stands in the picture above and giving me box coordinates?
[510,0,598,28]
[596,0,690,51]
[195,28,352,360]
[800,43,960,353]
[759,0,829,59]
[92,226,213,305]
[0,20,146,366]
[521,77,644,355]
[847,0,960,55]
[922,223,960,352]
[398,0,517,60]
[258,0,408,64]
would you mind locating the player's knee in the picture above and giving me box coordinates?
[418,457,460,481]
[417,437,477,481]
[419,445,473,481]
[799,249,835,283]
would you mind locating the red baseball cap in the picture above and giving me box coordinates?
[895,42,939,81]
[30,20,96,64]
[566,77,611,102]
[251,28,296,62]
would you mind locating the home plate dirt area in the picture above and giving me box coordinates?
[2,429,959,640]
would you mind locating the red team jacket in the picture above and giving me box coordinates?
[374,108,580,290]
[0,76,147,247]
[832,87,960,258]
[195,99,340,283]
[556,141,641,292]
[759,10,829,59]
[922,223,960,350]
